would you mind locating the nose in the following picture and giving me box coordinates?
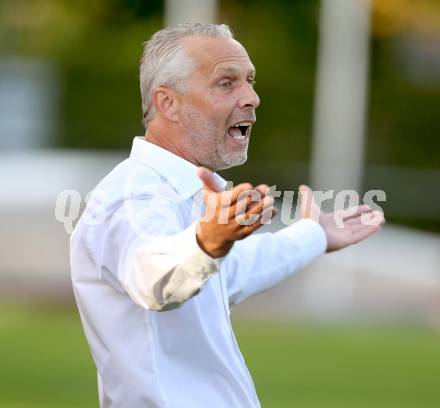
[238,83,260,110]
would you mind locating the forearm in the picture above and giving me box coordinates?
[123,222,223,311]
[225,219,327,305]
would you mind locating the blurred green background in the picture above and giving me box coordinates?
[1,304,440,408]
[1,0,439,229]
[1,0,439,407]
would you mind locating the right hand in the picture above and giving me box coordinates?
[196,167,277,258]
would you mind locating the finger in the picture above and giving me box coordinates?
[235,195,274,225]
[298,185,312,218]
[200,192,220,222]
[237,221,264,237]
[217,185,255,222]
[340,210,385,229]
[233,187,266,214]
[248,194,274,215]
[229,184,272,221]
[220,185,261,223]
[298,184,321,222]
[351,223,382,244]
[237,207,276,237]
[344,210,385,227]
[261,202,277,224]
[336,204,372,221]
[228,183,256,204]
[197,167,223,193]
[249,184,271,209]
[254,184,271,196]
[348,211,385,233]
[361,210,385,226]
[343,216,363,227]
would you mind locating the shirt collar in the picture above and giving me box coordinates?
[129,136,228,199]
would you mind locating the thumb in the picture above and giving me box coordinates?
[298,184,314,220]
[197,167,223,193]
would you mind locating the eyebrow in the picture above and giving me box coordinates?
[213,66,256,78]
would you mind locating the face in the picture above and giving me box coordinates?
[178,36,260,171]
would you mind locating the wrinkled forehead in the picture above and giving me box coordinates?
[181,36,255,78]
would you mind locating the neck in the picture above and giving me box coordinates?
[145,121,200,166]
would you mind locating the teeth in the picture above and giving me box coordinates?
[233,135,246,140]
[233,122,251,127]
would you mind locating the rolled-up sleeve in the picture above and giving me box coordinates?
[125,221,223,311]
[224,219,327,306]
[86,194,223,312]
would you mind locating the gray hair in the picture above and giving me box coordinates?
[139,23,234,128]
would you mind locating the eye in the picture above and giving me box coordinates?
[247,78,256,87]
[219,80,232,88]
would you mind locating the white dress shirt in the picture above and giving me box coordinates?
[70,136,327,408]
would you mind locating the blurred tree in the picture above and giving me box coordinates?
[0,0,438,229]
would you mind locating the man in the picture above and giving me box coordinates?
[71,23,384,407]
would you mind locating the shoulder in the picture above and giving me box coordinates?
[78,159,185,233]
[88,158,181,212]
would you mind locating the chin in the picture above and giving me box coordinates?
[215,154,248,171]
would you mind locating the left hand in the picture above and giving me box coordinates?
[298,185,385,252]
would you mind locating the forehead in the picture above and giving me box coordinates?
[181,36,255,77]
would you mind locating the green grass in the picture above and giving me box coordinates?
[234,320,440,408]
[0,304,97,408]
[1,304,439,408]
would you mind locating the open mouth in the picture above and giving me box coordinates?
[227,121,252,142]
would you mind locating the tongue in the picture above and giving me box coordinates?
[228,127,242,138]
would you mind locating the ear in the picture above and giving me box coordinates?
[151,86,180,122]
